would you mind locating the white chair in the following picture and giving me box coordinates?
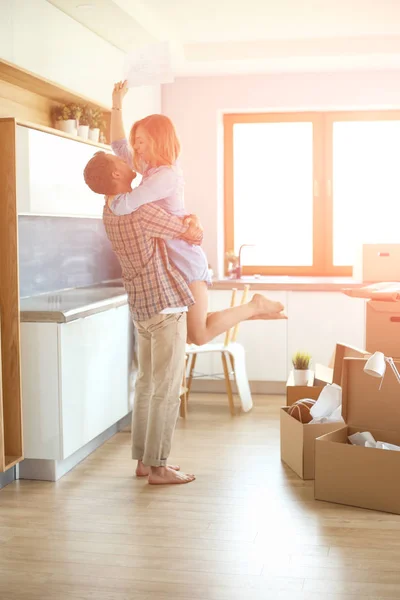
[184,286,253,416]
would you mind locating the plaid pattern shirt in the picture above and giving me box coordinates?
[102,201,195,321]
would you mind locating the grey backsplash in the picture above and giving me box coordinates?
[18,216,121,298]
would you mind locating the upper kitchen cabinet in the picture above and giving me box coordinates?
[16,125,105,218]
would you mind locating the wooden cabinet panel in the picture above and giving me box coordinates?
[0,118,23,472]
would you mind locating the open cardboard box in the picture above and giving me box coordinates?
[315,357,400,514]
[281,343,369,480]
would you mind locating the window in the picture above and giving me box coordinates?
[224,111,400,276]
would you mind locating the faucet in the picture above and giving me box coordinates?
[234,244,256,279]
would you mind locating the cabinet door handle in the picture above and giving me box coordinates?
[390,317,400,323]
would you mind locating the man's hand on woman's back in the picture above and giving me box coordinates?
[182,214,203,245]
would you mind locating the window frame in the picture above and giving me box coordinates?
[224,110,400,277]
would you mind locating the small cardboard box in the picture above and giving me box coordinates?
[366,300,400,358]
[281,343,369,480]
[315,357,400,514]
[280,407,340,480]
[353,243,400,282]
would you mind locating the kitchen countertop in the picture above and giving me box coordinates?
[20,281,127,323]
[19,276,364,324]
[211,276,364,291]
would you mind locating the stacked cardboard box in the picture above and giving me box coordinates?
[366,300,400,358]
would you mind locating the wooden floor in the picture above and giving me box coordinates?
[1,394,400,600]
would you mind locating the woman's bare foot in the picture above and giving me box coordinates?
[249,310,288,321]
[148,466,195,485]
[249,293,285,317]
[136,460,180,478]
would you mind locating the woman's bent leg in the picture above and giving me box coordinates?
[187,281,286,346]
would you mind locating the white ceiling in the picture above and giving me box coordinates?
[47,0,400,75]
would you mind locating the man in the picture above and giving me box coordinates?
[84,151,202,485]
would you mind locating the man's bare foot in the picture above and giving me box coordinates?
[136,460,180,478]
[249,293,285,317]
[148,466,195,485]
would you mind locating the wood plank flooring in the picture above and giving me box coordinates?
[1,393,400,600]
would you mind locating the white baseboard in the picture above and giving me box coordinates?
[190,380,286,395]
[0,467,16,489]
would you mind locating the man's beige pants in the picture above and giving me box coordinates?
[131,312,187,467]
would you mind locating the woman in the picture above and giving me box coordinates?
[109,81,287,346]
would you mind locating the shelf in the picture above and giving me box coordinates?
[17,119,111,151]
[0,117,111,151]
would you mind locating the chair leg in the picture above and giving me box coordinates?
[180,389,187,418]
[180,358,187,418]
[186,353,197,403]
[221,352,236,416]
[227,346,253,413]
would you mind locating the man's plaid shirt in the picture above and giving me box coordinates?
[103,201,195,321]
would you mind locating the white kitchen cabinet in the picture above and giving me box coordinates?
[20,304,132,461]
[16,126,104,218]
[287,291,366,371]
[194,290,288,382]
[196,289,366,385]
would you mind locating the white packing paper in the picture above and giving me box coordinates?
[124,41,174,87]
[309,383,342,420]
[348,431,377,446]
[365,440,400,451]
[308,384,343,424]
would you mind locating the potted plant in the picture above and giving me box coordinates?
[78,105,91,140]
[292,351,312,385]
[52,103,77,135]
[88,108,105,143]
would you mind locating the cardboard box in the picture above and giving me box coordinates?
[280,407,340,479]
[315,357,400,514]
[281,343,369,480]
[366,300,400,358]
[353,243,400,282]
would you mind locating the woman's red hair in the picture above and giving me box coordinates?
[129,114,180,172]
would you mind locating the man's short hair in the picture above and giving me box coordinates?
[83,151,115,194]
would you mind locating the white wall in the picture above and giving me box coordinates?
[0,0,160,127]
[162,71,400,276]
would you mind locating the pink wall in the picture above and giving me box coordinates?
[162,70,400,275]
